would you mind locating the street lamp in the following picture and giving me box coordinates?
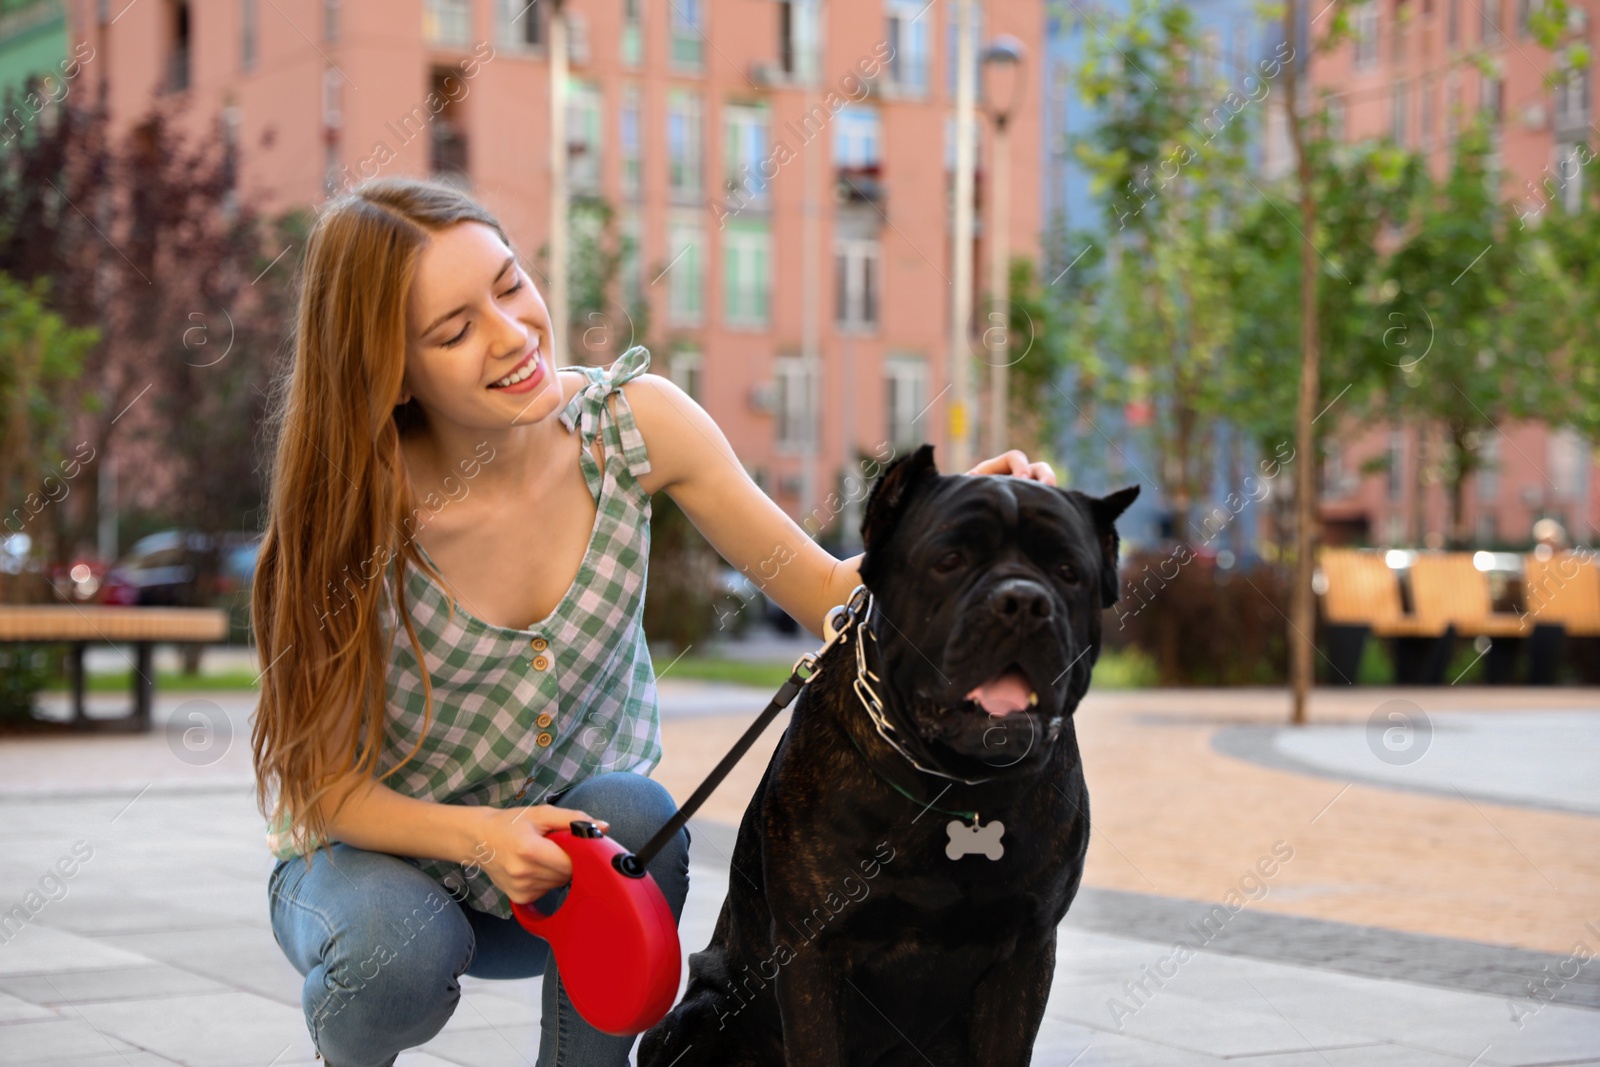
[550,0,569,367]
[981,34,1025,461]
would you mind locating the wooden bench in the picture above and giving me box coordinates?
[1406,554,1533,638]
[1407,553,1534,684]
[1319,549,1444,636]
[1317,549,1450,684]
[1523,551,1600,683]
[1523,552,1600,635]
[0,606,230,732]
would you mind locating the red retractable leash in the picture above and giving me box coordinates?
[508,586,873,1036]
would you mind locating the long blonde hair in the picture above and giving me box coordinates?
[251,178,512,861]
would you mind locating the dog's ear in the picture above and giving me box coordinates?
[1082,485,1140,606]
[859,444,940,586]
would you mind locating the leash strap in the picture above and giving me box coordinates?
[627,585,870,869]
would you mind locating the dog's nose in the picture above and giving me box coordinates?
[984,578,1053,623]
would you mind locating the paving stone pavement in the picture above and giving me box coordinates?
[0,682,1596,1065]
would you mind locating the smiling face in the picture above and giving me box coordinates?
[858,445,1138,778]
[401,221,561,431]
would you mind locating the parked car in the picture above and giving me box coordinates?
[711,566,802,636]
[49,557,111,603]
[711,567,765,638]
[100,530,261,608]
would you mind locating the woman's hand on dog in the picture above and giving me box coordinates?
[473,804,611,903]
[966,449,1058,486]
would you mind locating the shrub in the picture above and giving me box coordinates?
[642,491,720,654]
[0,643,62,721]
[1104,547,1291,685]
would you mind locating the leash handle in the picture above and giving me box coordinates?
[625,586,869,871]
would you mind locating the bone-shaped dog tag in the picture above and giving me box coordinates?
[945,818,1005,860]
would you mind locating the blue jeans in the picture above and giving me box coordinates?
[267,771,691,1067]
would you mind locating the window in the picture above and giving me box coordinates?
[886,0,929,93]
[943,111,978,170]
[668,346,702,400]
[568,80,603,192]
[622,0,642,65]
[667,216,703,324]
[1391,79,1407,144]
[835,106,881,168]
[430,65,469,178]
[1324,442,1349,498]
[1326,95,1346,141]
[724,102,771,208]
[780,0,819,82]
[945,1,985,99]
[1550,428,1584,501]
[1353,2,1378,68]
[1480,72,1502,120]
[425,0,471,48]
[620,209,643,311]
[1199,28,1220,87]
[1446,0,1459,46]
[671,0,702,70]
[1479,0,1500,43]
[499,0,545,50]
[167,0,191,93]
[221,104,241,201]
[323,65,342,131]
[835,238,880,330]
[1387,430,1404,502]
[885,356,928,450]
[774,356,813,450]
[324,136,340,194]
[621,86,642,200]
[1555,142,1585,213]
[723,219,771,327]
[324,0,339,43]
[667,89,703,202]
[1416,76,1433,148]
[1516,0,1533,36]
[1556,63,1590,128]
[1231,20,1252,72]
[1445,70,1460,139]
[241,0,258,71]
[1476,435,1500,504]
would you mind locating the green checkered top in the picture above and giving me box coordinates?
[266,345,663,920]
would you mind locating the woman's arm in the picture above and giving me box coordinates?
[624,376,1057,639]
[302,758,610,901]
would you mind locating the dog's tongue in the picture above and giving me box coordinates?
[964,669,1032,717]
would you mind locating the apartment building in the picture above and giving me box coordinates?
[1311,0,1597,546]
[41,0,1041,549]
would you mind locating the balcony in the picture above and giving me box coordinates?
[835,163,884,208]
[165,46,190,94]
[431,121,468,181]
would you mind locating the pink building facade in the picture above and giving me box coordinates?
[1309,0,1597,546]
[68,0,1042,548]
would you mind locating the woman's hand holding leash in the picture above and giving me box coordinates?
[474,804,611,904]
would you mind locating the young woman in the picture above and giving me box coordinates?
[251,177,1055,1067]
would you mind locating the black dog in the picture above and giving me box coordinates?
[639,444,1138,1066]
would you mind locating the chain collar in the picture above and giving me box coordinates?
[831,585,997,787]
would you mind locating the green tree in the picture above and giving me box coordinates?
[1225,133,1421,491]
[0,273,100,601]
[1066,0,1257,539]
[999,254,1072,466]
[1534,162,1600,444]
[1381,121,1568,547]
[0,99,297,584]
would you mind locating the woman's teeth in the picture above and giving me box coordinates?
[490,350,539,388]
